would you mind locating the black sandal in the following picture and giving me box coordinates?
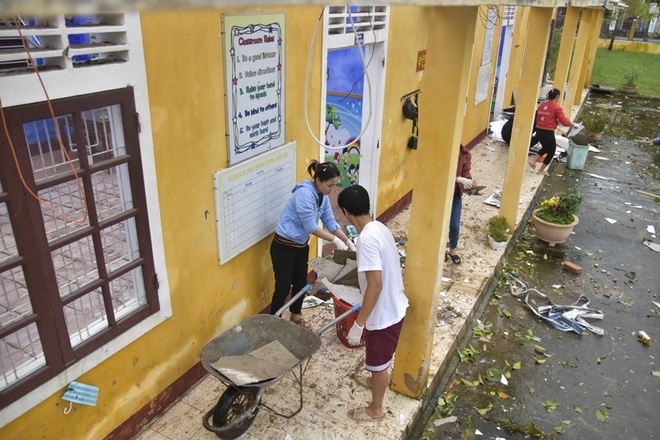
[449,253,461,264]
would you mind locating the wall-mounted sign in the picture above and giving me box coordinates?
[223,12,286,165]
[214,142,296,264]
[416,50,426,72]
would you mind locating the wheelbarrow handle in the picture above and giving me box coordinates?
[273,284,312,317]
[316,303,362,336]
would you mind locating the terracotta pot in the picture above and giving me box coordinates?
[532,209,579,246]
[583,130,603,142]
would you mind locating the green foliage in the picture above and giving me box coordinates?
[535,187,583,225]
[487,215,511,243]
[579,110,608,133]
[590,49,660,97]
[623,65,641,87]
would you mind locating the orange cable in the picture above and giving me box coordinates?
[2,17,89,224]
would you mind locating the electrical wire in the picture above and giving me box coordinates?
[304,6,373,150]
[0,17,88,224]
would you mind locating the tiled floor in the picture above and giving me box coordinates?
[132,96,584,440]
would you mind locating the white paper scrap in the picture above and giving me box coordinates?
[500,374,508,385]
[475,429,484,435]
[647,225,656,234]
[643,240,660,252]
[594,156,610,160]
[585,173,613,181]
[552,284,562,289]
[605,218,617,224]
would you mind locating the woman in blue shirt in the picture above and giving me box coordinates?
[270,160,355,329]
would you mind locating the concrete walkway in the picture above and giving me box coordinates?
[132,100,584,440]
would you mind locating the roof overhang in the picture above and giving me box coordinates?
[0,0,611,16]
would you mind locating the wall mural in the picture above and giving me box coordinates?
[324,46,365,188]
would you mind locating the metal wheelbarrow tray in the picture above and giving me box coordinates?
[201,285,359,439]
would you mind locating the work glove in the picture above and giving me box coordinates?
[346,239,357,252]
[332,236,349,251]
[456,177,473,190]
[347,322,364,346]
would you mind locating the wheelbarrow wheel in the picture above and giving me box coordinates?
[211,386,261,439]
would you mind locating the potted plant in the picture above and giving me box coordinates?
[621,66,640,94]
[578,110,608,142]
[532,187,583,246]
[487,215,511,250]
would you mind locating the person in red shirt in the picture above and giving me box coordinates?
[528,88,573,176]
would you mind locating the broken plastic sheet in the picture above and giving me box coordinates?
[509,273,605,336]
[484,189,523,208]
[210,340,299,386]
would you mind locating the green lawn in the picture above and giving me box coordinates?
[589,48,660,97]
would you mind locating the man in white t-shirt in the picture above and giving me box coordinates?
[337,185,409,422]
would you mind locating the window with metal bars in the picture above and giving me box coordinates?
[0,87,158,409]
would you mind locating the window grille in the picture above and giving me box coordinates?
[503,6,517,27]
[326,5,388,35]
[0,14,128,75]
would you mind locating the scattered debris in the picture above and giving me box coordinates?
[562,261,583,274]
[643,240,660,253]
[637,330,651,344]
[585,172,614,181]
[605,218,617,224]
[509,273,605,335]
[433,415,458,427]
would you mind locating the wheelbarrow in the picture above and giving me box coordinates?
[201,284,361,439]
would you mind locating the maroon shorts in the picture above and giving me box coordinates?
[365,318,404,372]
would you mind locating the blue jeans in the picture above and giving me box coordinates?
[449,191,462,249]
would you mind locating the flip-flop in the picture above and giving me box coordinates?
[357,376,372,390]
[449,254,461,265]
[289,316,313,331]
[347,407,384,422]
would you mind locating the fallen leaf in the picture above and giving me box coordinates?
[529,386,535,394]
[498,391,510,399]
[542,400,560,412]
[596,409,608,422]
[652,371,660,377]
[512,361,522,370]
[475,403,493,415]
[574,406,582,414]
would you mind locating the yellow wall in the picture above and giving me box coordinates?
[597,39,660,54]
[0,5,529,438]
[376,5,429,214]
[0,6,325,439]
[462,6,503,145]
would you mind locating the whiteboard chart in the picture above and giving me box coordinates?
[214,142,296,264]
